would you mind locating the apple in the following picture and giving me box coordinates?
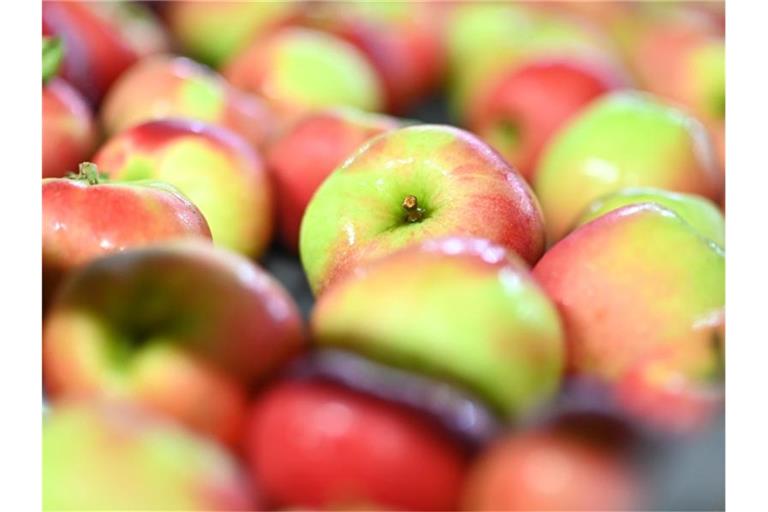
[534,91,723,242]
[467,56,625,181]
[163,0,301,69]
[42,37,96,179]
[42,0,169,104]
[43,402,257,510]
[532,203,724,386]
[245,378,467,510]
[575,187,725,248]
[93,119,274,257]
[101,54,274,150]
[223,27,384,123]
[43,241,305,444]
[298,0,446,113]
[461,430,640,510]
[266,107,400,251]
[311,237,564,418]
[43,162,211,307]
[300,125,545,294]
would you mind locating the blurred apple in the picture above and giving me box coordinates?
[94,119,273,257]
[101,54,274,150]
[43,402,256,510]
[266,107,400,251]
[43,241,305,444]
[300,125,545,294]
[42,37,96,178]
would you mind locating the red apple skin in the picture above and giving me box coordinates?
[245,379,467,511]
[42,1,168,104]
[43,241,305,445]
[461,431,640,511]
[43,174,212,303]
[100,54,275,150]
[468,57,624,182]
[42,79,97,178]
[266,108,400,251]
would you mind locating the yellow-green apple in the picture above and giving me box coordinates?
[467,57,625,181]
[300,125,546,294]
[93,119,273,257]
[532,203,724,388]
[43,402,257,510]
[266,107,400,252]
[42,0,169,104]
[224,27,384,123]
[43,162,211,308]
[461,429,640,510]
[43,241,305,444]
[244,378,468,510]
[297,0,446,113]
[576,187,725,248]
[101,54,274,149]
[163,0,301,68]
[534,91,723,242]
[42,37,96,178]
[311,237,564,418]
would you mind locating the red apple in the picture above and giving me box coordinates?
[42,37,96,179]
[43,241,305,444]
[245,379,467,510]
[462,430,641,510]
[467,57,625,181]
[93,119,274,258]
[43,162,211,305]
[266,107,400,251]
[42,1,169,104]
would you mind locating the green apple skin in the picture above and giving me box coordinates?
[43,402,256,511]
[300,124,546,295]
[164,0,300,68]
[532,203,724,384]
[101,54,275,150]
[534,91,723,242]
[224,27,384,123]
[576,187,724,248]
[43,241,305,444]
[93,118,274,257]
[311,237,564,418]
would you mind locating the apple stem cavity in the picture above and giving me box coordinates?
[402,195,425,223]
[71,162,103,185]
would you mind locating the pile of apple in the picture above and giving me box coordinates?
[41,1,725,510]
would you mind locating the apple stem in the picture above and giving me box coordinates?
[71,162,102,185]
[402,195,425,223]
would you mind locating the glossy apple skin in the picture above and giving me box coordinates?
[300,125,545,294]
[43,241,305,444]
[534,91,723,242]
[164,0,301,68]
[266,107,400,251]
[298,1,446,113]
[42,1,168,104]
[42,79,97,178]
[532,204,724,385]
[245,380,466,510]
[224,27,384,123]
[43,402,257,511]
[93,119,273,257]
[101,55,274,150]
[576,187,725,248]
[461,431,640,511]
[468,57,624,181]
[312,237,564,418]
[43,175,211,308]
